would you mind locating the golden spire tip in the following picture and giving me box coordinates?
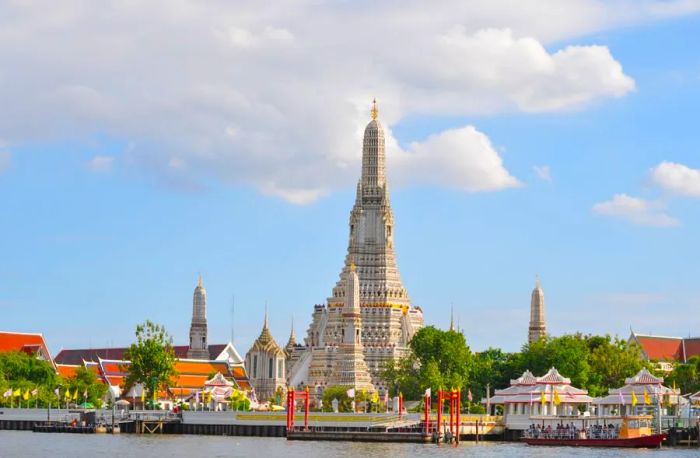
[370,98,378,120]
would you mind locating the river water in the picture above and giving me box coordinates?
[1,431,698,457]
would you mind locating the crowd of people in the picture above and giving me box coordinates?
[524,422,620,440]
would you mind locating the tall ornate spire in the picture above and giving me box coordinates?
[330,99,409,311]
[187,275,209,359]
[449,304,455,332]
[528,276,547,344]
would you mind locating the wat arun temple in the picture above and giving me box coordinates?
[245,101,424,398]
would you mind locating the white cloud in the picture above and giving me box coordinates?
[394,126,520,191]
[533,165,552,181]
[0,1,691,202]
[592,193,679,227]
[650,161,700,197]
[0,151,11,173]
[85,155,114,172]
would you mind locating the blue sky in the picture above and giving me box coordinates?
[1,2,700,356]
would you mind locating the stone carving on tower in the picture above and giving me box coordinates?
[297,100,424,395]
[244,312,287,402]
[528,277,547,344]
[187,275,210,360]
[328,265,374,391]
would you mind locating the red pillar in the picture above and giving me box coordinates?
[399,392,403,419]
[449,392,454,436]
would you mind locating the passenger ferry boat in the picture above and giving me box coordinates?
[522,415,666,448]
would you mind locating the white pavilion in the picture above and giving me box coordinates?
[593,368,680,416]
[482,368,593,430]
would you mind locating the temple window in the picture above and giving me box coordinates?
[253,355,258,378]
[268,357,273,378]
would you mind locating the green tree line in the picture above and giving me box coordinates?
[382,326,655,409]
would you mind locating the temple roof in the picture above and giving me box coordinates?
[55,343,230,365]
[250,313,284,355]
[624,367,664,385]
[0,331,53,366]
[510,370,539,386]
[537,367,571,385]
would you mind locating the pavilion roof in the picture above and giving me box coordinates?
[594,368,679,405]
[624,367,664,385]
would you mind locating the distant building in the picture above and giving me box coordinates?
[245,313,286,402]
[288,100,424,395]
[188,275,209,359]
[528,277,546,344]
[0,331,55,368]
[628,331,700,371]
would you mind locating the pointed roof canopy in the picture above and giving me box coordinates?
[250,312,284,355]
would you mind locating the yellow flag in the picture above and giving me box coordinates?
[643,388,651,405]
[13,388,21,397]
[72,389,78,400]
[553,389,561,405]
[23,390,30,401]
[65,389,71,400]
[631,390,638,406]
[540,390,546,405]
[372,390,379,403]
[141,389,145,403]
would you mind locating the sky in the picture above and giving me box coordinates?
[1,1,700,357]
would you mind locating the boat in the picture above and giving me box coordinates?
[522,415,666,448]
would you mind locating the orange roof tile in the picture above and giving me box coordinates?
[174,360,230,375]
[56,364,79,378]
[0,331,52,361]
[172,374,210,388]
[636,336,683,361]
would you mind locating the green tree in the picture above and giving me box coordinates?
[668,355,700,394]
[63,366,108,407]
[124,321,176,404]
[586,335,648,397]
[382,326,472,400]
[321,385,353,412]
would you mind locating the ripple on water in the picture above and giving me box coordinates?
[0,431,697,458]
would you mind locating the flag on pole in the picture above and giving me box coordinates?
[631,390,638,406]
[383,391,389,404]
[72,389,78,400]
[65,389,71,400]
[83,389,88,400]
[13,388,21,397]
[54,387,60,398]
[540,390,546,405]
[553,389,561,405]
[2,389,11,397]
[424,387,431,398]
[346,388,355,398]
[467,389,473,402]
[618,390,625,405]
[141,388,145,404]
[31,388,38,397]
[23,389,30,401]
[372,390,379,403]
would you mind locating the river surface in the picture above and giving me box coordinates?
[1,431,699,457]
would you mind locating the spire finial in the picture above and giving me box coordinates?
[535,275,541,289]
[197,273,203,288]
[449,303,455,332]
[370,98,378,120]
[263,303,268,329]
